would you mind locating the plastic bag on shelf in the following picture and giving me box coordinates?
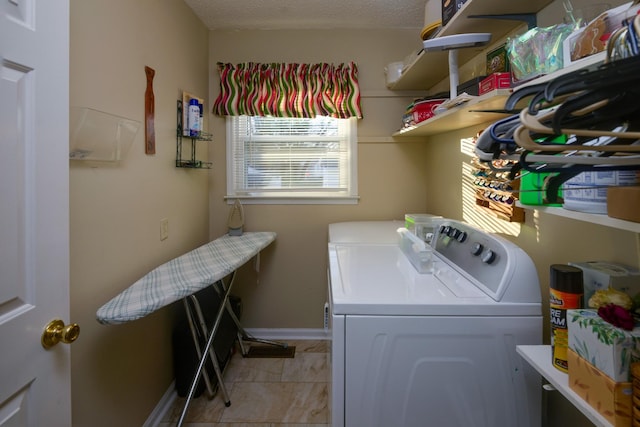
[507,23,576,84]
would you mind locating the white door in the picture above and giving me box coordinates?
[1,0,71,426]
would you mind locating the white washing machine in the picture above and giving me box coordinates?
[328,220,542,427]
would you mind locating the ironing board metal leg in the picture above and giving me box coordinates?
[177,280,235,426]
[182,298,215,398]
[188,292,231,404]
[236,330,248,355]
[219,273,288,354]
[225,300,288,352]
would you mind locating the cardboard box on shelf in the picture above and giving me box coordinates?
[608,186,640,223]
[486,45,509,74]
[457,76,486,97]
[568,309,640,383]
[568,348,633,426]
[478,73,511,95]
[412,98,447,124]
[441,0,467,27]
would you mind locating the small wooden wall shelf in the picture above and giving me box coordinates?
[471,159,524,223]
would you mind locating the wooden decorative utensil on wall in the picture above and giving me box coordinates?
[145,66,156,154]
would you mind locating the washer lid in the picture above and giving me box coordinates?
[329,243,540,316]
[328,220,404,244]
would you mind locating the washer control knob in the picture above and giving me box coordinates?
[456,231,467,243]
[448,228,458,238]
[481,249,497,264]
[471,242,483,256]
[442,226,451,236]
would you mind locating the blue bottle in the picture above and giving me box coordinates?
[188,99,200,137]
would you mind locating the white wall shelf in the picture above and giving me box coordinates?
[517,345,612,427]
[389,0,555,91]
[391,52,606,137]
[393,89,512,137]
[516,202,640,233]
[391,52,608,138]
[514,52,606,89]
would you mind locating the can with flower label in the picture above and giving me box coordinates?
[550,264,584,372]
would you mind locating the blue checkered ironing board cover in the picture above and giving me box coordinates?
[96,232,276,325]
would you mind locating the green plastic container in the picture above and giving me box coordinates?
[519,172,563,206]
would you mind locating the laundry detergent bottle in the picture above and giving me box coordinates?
[188,98,200,137]
[550,264,584,372]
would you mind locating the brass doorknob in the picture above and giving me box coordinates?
[41,319,80,349]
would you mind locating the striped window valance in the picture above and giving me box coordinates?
[212,62,362,119]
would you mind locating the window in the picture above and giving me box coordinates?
[226,115,358,204]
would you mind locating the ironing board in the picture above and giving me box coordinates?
[96,231,279,426]
[96,231,275,324]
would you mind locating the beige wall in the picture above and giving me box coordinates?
[66,0,638,425]
[69,0,209,425]
[207,29,431,328]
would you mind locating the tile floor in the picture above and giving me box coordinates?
[160,340,330,427]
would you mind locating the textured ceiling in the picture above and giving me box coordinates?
[184,0,425,30]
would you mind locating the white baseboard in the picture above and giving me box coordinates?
[143,380,177,427]
[244,327,330,341]
[144,329,329,426]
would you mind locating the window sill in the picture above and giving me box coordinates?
[224,195,360,205]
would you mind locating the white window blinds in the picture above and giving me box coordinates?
[226,116,358,203]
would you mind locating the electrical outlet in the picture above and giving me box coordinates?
[160,218,169,241]
[323,302,329,330]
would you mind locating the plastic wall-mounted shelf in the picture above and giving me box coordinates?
[69,107,140,162]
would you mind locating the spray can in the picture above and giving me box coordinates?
[550,264,584,372]
[188,98,200,137]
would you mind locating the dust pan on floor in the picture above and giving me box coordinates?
[244,345,296,358]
